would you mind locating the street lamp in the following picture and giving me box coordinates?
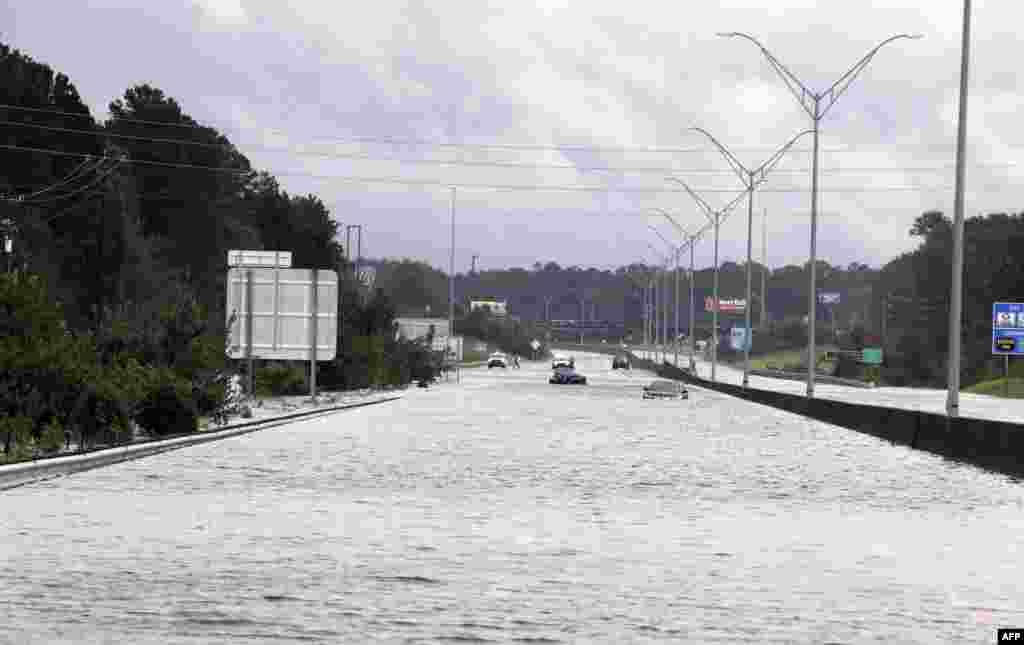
[448,187,457,382]
[646,242,670,362]
[667,178,747,383]
[649,225,679,364]
[649,209,706,373]
[946,1,972,419]
[718,30,921,397]
[689,127,813,388]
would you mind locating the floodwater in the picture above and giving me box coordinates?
[2,352,1022,643]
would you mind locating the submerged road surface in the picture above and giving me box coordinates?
[2,353,1023,643]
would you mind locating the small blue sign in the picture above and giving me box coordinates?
[729,325,752,352]
[992,302,1024,355]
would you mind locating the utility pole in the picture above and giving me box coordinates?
[946,0,972,419]
[471,254,479,274]
[449,187,456,383]
[720,30,921,397]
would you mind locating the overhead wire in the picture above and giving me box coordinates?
[0,143,958,194]
[1,156,104,201]
[0,101,1016,155]
[7,157,124,205]
[2,117,1021,176]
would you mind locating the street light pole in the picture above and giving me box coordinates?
[666,180,748,382]
[720,30,920,397]
[646,242,671,361]
[689,240,695,372]
[674,246,680,366]
[947,0,972,418]
[649,208,704,373]
[648,225,677,364]
[688,127,813,387]
[761,208,768,329]
[449,187,456,382]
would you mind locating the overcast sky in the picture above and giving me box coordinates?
[6,1,1022,274]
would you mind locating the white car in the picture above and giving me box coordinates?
[487,352,508,368]
[551,354,574,369]
[642,379,688,400]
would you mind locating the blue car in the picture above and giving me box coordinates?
[549,367,587,385]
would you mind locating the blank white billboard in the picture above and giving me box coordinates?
[226,268,338,361]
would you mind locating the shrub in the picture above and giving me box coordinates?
[135,382,198,437]
[37,418,65,454]
[256,362,308,397]
[1,415,34,462]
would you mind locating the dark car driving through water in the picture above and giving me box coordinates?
[549,366,587,385]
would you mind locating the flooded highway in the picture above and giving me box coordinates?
[2,352,1022,643]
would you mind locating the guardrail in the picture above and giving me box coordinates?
[0,396,402,491]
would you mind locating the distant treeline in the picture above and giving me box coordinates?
[367,217,1024,388]
[0,42,439,460]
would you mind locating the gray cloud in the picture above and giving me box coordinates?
[6,0,1021,274]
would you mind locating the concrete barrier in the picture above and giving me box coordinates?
[0,396,402,491]
[629,352,1024,479]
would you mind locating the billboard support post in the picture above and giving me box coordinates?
[310,268,318,401]
[246,268,255,397]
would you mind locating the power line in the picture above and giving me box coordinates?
[6,158,123,205]
[6,118,1016,175]
[0,143,961,194]
[1,156,103,201]
[2,101,1016,155]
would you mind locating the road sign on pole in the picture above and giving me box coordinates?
[993,302,1024,355]
[861,348,884,365]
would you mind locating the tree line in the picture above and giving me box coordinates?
[0,42,436,460]
[368,212,1023,388]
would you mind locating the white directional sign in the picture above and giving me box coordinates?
[227,249,292,268]
[226,267,338,360]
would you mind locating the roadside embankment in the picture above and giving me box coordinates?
[747,367,875,389]
[629,352,1024,479]
[0,394,403,491]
